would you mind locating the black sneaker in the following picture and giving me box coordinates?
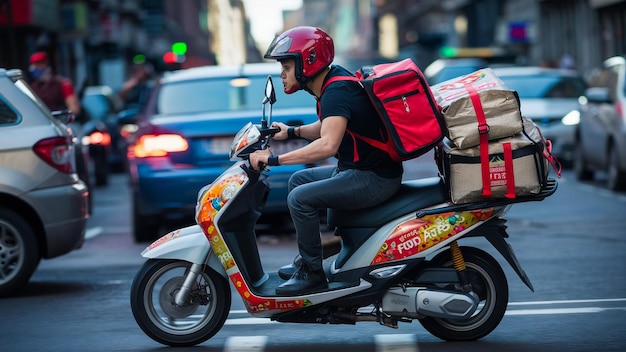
[278,255,301,280]
[275,263,327,295]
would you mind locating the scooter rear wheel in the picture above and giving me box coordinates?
[418,246,508,341]
[130,259,231,347]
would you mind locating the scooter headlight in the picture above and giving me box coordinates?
[195,165,248,224]
[229,122,261,160]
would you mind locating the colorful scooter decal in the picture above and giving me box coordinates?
[196,166,312,313]
[372,208,495,264]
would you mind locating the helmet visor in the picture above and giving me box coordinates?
[264,35,293,59]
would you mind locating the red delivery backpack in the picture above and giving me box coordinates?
[319,58,446,162]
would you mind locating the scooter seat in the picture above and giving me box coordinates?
[327,176,448,228]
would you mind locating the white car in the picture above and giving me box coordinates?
[491,66,587,166]
[0,68,89,297]
[574,56,626,191]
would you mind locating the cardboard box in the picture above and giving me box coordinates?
[431,68,523,149]
[438,119,550,204]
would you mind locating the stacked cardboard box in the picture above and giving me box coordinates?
[431,69,551,204]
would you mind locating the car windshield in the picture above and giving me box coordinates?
[498,74,586,99]
[157,75,314,115]
[429,66,484,84]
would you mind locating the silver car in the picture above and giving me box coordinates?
[0,68,89,297]
[574,56,626,191]
[491,66,588,167]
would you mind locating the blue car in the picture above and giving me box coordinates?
[125,63,323,242]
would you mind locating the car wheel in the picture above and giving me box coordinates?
[607,143,626,191]
[574,140,593,181]
[132,194,161,243]
[0,208,40,297]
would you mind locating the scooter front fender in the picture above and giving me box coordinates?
[140,224,227,278]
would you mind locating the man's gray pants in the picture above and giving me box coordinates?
[287,166,401,271]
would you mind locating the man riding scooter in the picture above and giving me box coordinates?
[249,26,403,295]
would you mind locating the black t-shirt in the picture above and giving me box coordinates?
[318,65,403,178]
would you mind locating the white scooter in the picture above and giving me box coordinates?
[130,76,557,347]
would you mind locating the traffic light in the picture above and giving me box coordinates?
[439,46,505,59]
[162,52,178,64]
[162,42,187,65]
[172,42,187,56]
[133,54,146,64]
[439,46,458,58]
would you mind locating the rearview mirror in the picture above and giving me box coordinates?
[51,109,76,125]
[261,76,277,128]
[263,76,277,105]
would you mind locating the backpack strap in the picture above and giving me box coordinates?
[321,75,360,94]
[533,124,563,178]
[317,75,360,120]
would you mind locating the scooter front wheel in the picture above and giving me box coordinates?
[418,247,508,341]
[130,259,231,347]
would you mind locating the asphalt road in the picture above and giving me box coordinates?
[1,155,626,351]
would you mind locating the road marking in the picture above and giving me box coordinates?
[85,226,133,240]
[505,307,626,315]
[375,334,418,352]
[225,318,278,325]
[224,306,626,325]
[507,297,626,305]
[221,334,422,351]
[224,336,267,352]
[85,227,103,240]
[225,298,626,325]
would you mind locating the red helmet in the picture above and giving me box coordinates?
[264,26,334,91]
[29,51,49,64]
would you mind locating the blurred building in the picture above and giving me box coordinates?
[2,0,624,91]
[0,0,257,93]
[538,0,626,77]
[276,0,625,76]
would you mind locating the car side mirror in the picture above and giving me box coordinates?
[583,87,612,104]
[51,109,76,125]
[117,108,140,139]
[118,107,139,125]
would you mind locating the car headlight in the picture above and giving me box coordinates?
[561,110,580,126]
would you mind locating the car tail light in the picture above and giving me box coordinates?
[86,131,111,146]
[616,101,624,121]
[33,137,74,173]
[133,134,189,158]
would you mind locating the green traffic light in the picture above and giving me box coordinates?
[172,42,187,55]
[133,54,146,64]
[440,46,458,58]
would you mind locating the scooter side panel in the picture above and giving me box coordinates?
[370,208,496,264]
[337,207,497,272]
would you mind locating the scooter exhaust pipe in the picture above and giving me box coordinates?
[382,287,478,319]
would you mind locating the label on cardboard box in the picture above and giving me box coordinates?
[431,68,513,108]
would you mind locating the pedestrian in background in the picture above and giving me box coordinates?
[27,51,81,116]
[118,62,154,110]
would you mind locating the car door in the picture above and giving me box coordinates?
[583,66,617,167]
